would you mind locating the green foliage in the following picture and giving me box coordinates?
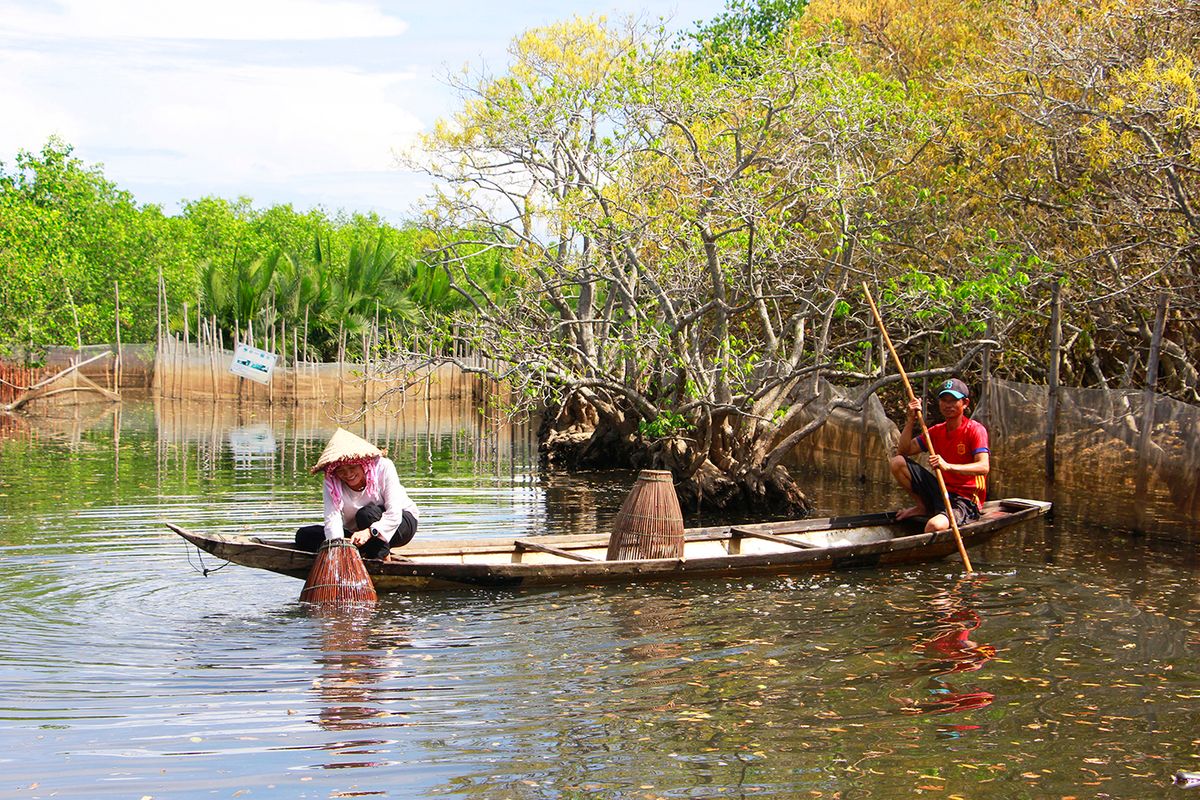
[888,241,1042,339]
[0,140,514,361]
[0,138,193,352]
[690,0,809,65]
[638,411,695,439]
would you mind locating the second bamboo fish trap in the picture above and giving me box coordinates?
[606,470,685,560]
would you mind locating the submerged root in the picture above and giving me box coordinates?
[540,424,811,516]
[674,460,812,517]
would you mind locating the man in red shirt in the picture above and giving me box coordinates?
[889,378,990,533]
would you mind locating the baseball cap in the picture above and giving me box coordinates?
[938,378,970,399]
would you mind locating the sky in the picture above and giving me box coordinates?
[0,0,730,223]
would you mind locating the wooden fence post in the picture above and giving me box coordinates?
[980,316,993,410]
[858,340,872,481]
[1045,281,1062,482]
[114,281,123,393]
[1134,293,1169,534]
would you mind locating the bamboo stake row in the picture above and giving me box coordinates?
[152,320,504,410]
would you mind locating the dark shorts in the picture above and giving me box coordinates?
[904,458,981,526]
[295,503,418,560]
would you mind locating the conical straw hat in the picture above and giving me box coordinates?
[310,428,384,474]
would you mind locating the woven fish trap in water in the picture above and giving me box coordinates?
[606,470,684,560]
[300,538,378,605]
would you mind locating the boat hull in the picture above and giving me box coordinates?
[167,498,1051,592]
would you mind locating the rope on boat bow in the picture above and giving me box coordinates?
[183,540,231,577]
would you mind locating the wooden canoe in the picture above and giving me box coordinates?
[167,498,1051,592]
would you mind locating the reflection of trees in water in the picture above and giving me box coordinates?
[611,593,690,665]
[0,400,118,446]
[431,585,948,798]
[537,471,628,538]
[418,571,1198,799]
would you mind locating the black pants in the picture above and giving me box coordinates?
[903,458,981,525]
[295,503,417,560]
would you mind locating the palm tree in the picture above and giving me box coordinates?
[199,245,276,335]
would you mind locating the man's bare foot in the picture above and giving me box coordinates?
[895,505,925,521]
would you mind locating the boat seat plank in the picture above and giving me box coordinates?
[730,527,820,549]
[514,540,599,562]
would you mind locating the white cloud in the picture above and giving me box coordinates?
[124,61,421,180]
[0,0,407,41]
[0,0,731,220]
[0,39,424,216]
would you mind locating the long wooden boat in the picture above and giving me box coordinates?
[167,498,1050,592]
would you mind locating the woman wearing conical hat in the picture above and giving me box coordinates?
[295,428,419,560]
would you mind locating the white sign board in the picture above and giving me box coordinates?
[229,343,277,384]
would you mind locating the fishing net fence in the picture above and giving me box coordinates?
[788,377,1199,539]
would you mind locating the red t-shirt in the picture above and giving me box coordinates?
[916,417,989,507]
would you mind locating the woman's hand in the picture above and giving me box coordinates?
[349,529,372,547]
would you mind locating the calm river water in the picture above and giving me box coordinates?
[1,398,1198,799]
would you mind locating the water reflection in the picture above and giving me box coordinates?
[612,593,689,663]
[152,393,538,482]
[0,400,119,447]
[309,607,407,738]
[904,583,997,719]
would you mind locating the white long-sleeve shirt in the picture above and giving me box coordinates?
[322,457,419,543]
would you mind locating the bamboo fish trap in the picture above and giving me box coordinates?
[300,539,378,605]
[606,470,685,560]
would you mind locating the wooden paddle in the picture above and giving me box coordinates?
[862,283,974,574]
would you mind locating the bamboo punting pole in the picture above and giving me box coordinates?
[862,283,973,574]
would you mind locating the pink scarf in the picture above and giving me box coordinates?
[324,456,383,510]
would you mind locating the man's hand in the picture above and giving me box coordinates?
[929,453,952,472]
[907,398,923,419]
[349,529,372,547]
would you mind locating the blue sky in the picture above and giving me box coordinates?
[0,0,729,222]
